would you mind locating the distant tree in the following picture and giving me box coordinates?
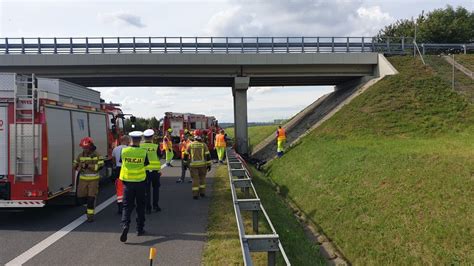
[419,6,474,43]
[148,117,160,129]
[377,5,473,43]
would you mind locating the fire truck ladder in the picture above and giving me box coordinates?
[13,74,38,184]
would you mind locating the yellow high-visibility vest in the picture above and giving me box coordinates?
[120,147,147,182]
[140,142,161,171]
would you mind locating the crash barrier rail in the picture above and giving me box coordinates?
[0,37,472,55]
[226,148,290,266]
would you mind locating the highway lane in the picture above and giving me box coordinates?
[1,160,215,265]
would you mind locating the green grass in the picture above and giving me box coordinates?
[424,55,474,102]
[261,56,474,264]
[203,166,324,265]
[225,125,277,152]
[455,54,474,71]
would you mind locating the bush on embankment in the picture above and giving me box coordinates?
[262,56,474,264]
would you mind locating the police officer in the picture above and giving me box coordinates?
[184,130,212,199]
[73,137,104,222]
[141,129,162,214]
[120,131,149,242]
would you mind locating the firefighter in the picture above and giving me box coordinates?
[73,137,104,222]
[276,125,286,158]
[177,136,191,183]
[112,135,131,215]
[183,130,211,199]
[163,130,174,167]
[141,129,162,214]
[120,131,149,242]
[215,129,226,163]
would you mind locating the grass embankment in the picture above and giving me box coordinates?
[424,55,474,102]
[203,166,323,265]
[262,56,474,264]
[225,125,276,152]
[455,54,474,71]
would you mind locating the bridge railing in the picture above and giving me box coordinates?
[0,36,472,55]
[226,148,290,266]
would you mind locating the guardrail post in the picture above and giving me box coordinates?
[5,38,8,54]
[149,37,152,53]
[317,37,319,53]
[422,43,425,55]
[241,37,244,53]
[180,37,183,53]
[346,37,349,52]
[117,37,121,53]
[386,38,390,53]
[70,37,73,54]
[226,37,229,54]
[21,37,25,54]
[85,37,89,54]
[331,37,334,52]
[211,37,214,53]
[256,37,259,53]
[271,37,274,53]
[37,37,41,54]
[164,37,167,53]
[302,37,304,53]
[101,37,105,53]
[268,251,276,266]
[361,37,365,52]
[195,37,198,53]
[133,37,136,53]
[252,210,259,233]
[286,37,289,53]
[401,37,405,53]
[371,37,375,52]
[463,44,466,54]
[54,37,57,54]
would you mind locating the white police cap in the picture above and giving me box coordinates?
[129,131,143,138]
[143,129,155,137]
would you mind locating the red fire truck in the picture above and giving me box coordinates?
[0,73,127,208]
[161,112,220,157]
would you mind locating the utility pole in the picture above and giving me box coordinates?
[452,54,455,90]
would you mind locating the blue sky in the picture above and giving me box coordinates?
[0,0,471,122]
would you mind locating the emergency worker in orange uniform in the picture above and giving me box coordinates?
[276,125,286,158]
[214,129,226,163]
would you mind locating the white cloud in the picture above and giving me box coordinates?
[98,11,146,28]
[205,0,394,37]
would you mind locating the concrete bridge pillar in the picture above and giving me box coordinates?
[232,77,250,156]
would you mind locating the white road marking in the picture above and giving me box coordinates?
[6,163,168,266]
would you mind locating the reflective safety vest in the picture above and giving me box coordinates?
[162,136,172,151]
[73,151,104,181]
[140,142,161,171]
[187,141,211,167]
[180,140,190,159]
[277,128,286,141]
[120,147,147,182]
[215,133,226,148]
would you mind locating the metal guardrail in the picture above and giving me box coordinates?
[226,148,290,266]
[0,36,472,55]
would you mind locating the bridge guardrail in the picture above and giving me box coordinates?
[0,36,472,55]
[226,148,290,266]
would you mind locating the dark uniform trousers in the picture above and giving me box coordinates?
[121,181,146,230]
[145,171,161,211]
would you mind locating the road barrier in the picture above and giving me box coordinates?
[226,148,290,266]
[0,36,472,55]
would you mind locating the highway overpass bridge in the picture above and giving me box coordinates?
[0,37,404,155]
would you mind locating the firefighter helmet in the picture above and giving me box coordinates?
[193,129,202,140]
[79,137,94,149]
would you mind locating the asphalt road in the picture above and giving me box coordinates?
[0,160,215,265]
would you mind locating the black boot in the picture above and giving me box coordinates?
[120,227,129,242]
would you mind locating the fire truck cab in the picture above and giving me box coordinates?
[0,73,124,208]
